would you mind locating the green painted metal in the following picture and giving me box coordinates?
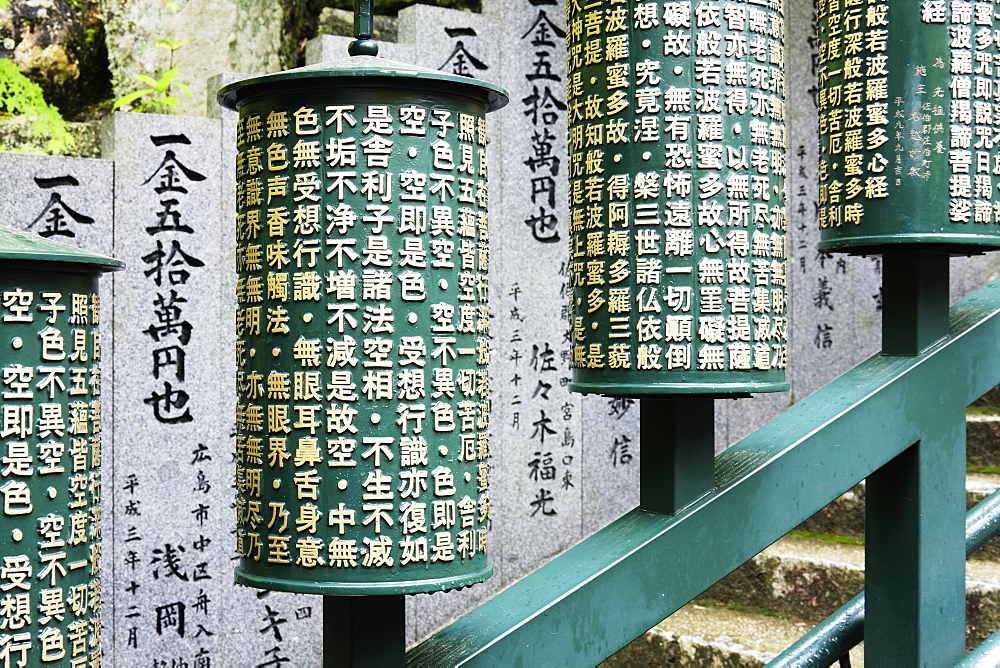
[639,397,715,515]
[407,277,1000,666]
[349,0,378,57]
[881,253,950,355]
[324,594,406,666]
[767,595,863,668]
[0,225,121,666]
[218,58,507,115]
[0,225,124,271]
[866,250,964,662]
[565,0,789,397]
[219,47,507,596]
[968,487,1000,555]
[865,427,966,664]
[769,486,1000,667]
[958,626,1000,666]
[817,1,1000,252]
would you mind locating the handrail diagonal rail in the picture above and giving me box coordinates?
[768,486,1000,667]
[958,624,1000,666]
[407,279,1000,667]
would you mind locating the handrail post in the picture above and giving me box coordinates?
[864,421,966,664]
[881,253,949,355]
[864,252,964,664]
[323,595,406,667]
[640,397,715,515]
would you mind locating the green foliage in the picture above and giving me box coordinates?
[113,39,193,114]
[112,68,192,113]
[788,530,865,546]
[690,599,791,620]
[0,59,75,154]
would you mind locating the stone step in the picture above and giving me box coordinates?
[968,410,1000,469]
[601,602,864,667]
[605,534,1000,666]
[972,385,1000,408]
[705,536,862,625]
[600,397,1000,667]
[703,535,1000,648]
[798,473,1000,560]
[967,381,1000,467]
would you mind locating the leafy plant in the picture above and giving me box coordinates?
[0,59,75,153]
[113,38,193,113]
[0,0,77,153]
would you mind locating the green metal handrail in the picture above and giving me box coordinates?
[768,486,1000,667]
[958,625,1000,666]
[408,272,1000,666]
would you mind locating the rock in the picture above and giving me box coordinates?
[0,0,112,120]
[973,385,1000,408]
[968,413,1000,468]
[316,7,398,42]
[0,116,102,156]
[100,0,307,117]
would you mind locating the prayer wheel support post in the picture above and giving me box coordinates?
[323,594,406,667]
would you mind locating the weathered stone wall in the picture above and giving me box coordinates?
[0,0,112,119]
[99,0,303,118]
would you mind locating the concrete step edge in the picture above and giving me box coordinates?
[706,535,1000,648]
[967,419,1000,467]
[602,602,864,668]
[798,474,1000,557]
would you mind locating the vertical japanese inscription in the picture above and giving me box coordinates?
[819,0,1000,246]
[27,176,96,240]
[233,93,492,589]
[567,0,789,392]
[142,135,208,426]
[109,114,227,664]
[1,273,103,666]
[509,1,578,523]
[817,0,893,231]
[931,0,1000,227]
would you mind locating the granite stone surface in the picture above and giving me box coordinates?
[102,112,319,666]
[0,151,117,664]
[305,33,415,65]
[213,73,327,664]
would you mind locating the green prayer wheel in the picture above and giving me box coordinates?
[566,1,789,396]
[818,0,1000,252]
[219,51,507,594]
[0,226,122,664]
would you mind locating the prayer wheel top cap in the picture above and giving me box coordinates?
[0,224,124,271]
[217,55,510,114]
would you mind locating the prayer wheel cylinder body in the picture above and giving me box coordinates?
[219,58,507,595]
[567,2,790,396]
[0,226,122,665]
[818,1,1000,252]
